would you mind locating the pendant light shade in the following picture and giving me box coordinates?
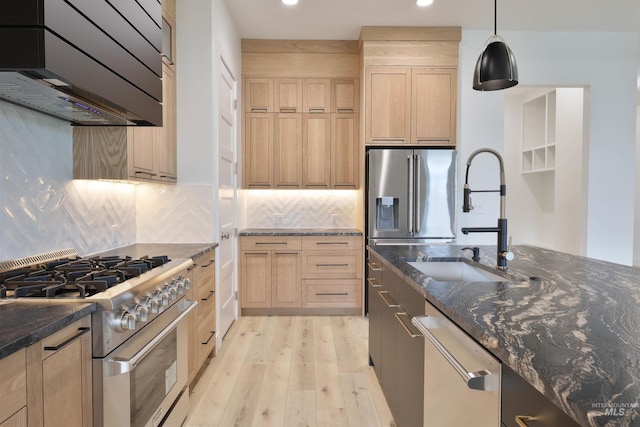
[472,0,518,91]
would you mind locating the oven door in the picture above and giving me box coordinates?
[95,299,197,427]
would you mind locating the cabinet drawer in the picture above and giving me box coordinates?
[303,279,359,307]
[197,311,216,360]
[37,317,91,360]
[240,236,302,251]
[302,251,361,278]
[0,349,26,424]
[301,235,362,251]
[197,289,215,321]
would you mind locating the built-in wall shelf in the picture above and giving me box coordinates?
[521,90,556,173]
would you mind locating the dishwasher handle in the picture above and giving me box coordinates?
[412,316,495,392]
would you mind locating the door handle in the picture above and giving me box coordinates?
[378,291,400,308]
[221,232,230,240]
[395,312,422,338]
[414,154,421,233]
[407,154,414,233]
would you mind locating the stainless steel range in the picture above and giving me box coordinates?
[0,248,197,427]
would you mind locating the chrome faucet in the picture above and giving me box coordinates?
[460,148,513,270]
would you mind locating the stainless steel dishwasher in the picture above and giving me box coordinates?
[412,301,501,427]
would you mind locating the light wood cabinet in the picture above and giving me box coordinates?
[187,252,216,386]
[240,236,302,309]
[242,77,359,189]
[365,67,457,146]
[274,113,303,187]
[73,4,178,183]
[0,349,26,427]
[303,113,331,188]
[240,235,362,314]
[26,317,92,427]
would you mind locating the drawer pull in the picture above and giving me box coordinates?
[44,327,90,351]
[515,416,537,427]
[256,242,287,245]
[367,262,381,271]
[201,290,215,301]
[201,260,214,268]
[308,108,325,112]
[370,138,405,143]
[378,291,400,308]
[250,107,268,112]
[395,312,422,338]
[187,264,198,271]
[336,108,354,112]
[316,292,349,296]
[202,331,215,345]
[367,278,382,288]
[316,242,348,245]
[280,107,297,112]
[316,263,349,267]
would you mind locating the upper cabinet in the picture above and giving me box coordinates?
[72,0,178,183]
[361,27,461,147]
[241,39,361,189]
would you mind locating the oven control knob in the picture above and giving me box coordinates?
[120,312,136,331]
[143,296,160,314]
[158,290,170,307]
[175,279,185,295]
[133,304,149,322]
[178,276,191,292]
[164,284,178,301]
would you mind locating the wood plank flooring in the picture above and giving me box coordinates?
[184,316,396,427]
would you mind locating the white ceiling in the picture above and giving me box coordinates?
[224,0,640,40]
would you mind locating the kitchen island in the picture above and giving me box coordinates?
[368,244,640,427]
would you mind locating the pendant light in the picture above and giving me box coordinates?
[472,0,518,91]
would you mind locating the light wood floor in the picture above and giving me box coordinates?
[184,315,396,427]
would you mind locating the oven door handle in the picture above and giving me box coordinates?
[106,301,197,376]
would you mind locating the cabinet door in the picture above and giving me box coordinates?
[245,78,273,112]
[275,78,302,113]
[240,251,272,308]
[128,126,157,180]
[411,68,456,146]
[157,63,177,180]
[367,281,383,379]
[303,113,330,188]
[379,290,400,420]
[244,113,274,188]
[396,312,424,427]
[274,113,303,187]
[271,251,301,307]
[365,68,411,145]
[331,113,358,188]
[303,79,331,113]
[332,78,359,113]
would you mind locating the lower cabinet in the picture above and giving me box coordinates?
[240,235,362,314]
[26,317,92,427]
[501,364,581,427]
[187,251,216,386]
[0,349,27,427]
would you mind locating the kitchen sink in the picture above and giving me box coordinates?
[407,261,508,282]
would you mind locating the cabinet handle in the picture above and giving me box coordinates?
[412,316,495,392]
[367,278,381,288]
[395,312,422,338]
[515,416,537,426]
[316,263,349,267]
[187,264,198,271]
[367,262,381,271]
[316,292,349,296]
[201,260,214,268]
[44,327,90,351]
[256,242,287,245]
[201,290,215,301]
[160,175,176,180]
[134,171,158,177]
[250,107,268,112]
[378,291,400,308]
[202,330,215,345]
[336,108,354,112]
[279,107,297,112]
[316,242,348,245]
[308,108,325,112]
[161,53,174,65]
[370,138,405,143]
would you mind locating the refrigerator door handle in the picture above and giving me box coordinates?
[407,154,414,233]
[414,153,422,233]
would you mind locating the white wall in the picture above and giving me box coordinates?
[458,30,638,265]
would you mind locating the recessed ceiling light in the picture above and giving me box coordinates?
[417,0,434,6]
[282,0,298,5]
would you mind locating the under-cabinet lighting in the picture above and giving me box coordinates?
[417,0,434,6]
[282,0,298,5]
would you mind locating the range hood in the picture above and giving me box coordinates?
[0,0,163,126]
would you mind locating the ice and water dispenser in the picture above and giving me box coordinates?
[375,197,399,230]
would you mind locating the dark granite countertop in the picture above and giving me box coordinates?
[0,302,96,359]
[86,242,217,260]
[368,244,640,427]
[239,228,362,236]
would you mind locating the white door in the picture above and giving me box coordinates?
[217,51,237,345]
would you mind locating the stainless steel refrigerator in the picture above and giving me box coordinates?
[367,148,457,245]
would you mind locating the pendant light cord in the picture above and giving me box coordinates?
[494,0,497,35]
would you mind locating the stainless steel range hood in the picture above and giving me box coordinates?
[0,0,163,126]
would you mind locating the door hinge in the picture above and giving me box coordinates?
[234,99,238,110]
[234,227,238,237]
[234,291,238,301]
[233,162,238,175]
